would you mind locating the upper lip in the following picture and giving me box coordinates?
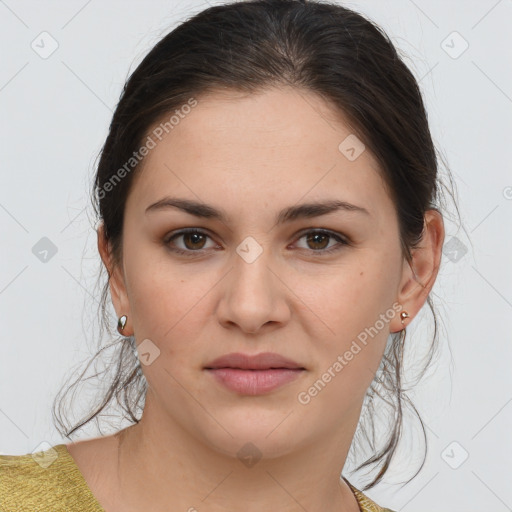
[204,352,305,370]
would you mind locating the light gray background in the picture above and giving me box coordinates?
[1,1,511,511]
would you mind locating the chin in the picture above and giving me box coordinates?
[196,409,307,460]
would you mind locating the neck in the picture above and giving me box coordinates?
[112,397,362,512]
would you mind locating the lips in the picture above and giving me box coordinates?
[204,352,305,370]
[204,352,306,395]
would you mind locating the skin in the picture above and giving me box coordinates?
[66,86,444,512]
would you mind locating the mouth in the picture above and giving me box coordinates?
[204,352,306,395]
[205,368,305,395]
[204,351,305,371]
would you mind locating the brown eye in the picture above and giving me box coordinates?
[181,232,207,250]
[294,229,349,255]
[165,229,216,254]
[305,232,330,250]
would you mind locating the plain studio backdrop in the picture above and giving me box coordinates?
[1,1,511,511]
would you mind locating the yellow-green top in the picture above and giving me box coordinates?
[0,444,395,511]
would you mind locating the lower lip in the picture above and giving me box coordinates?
[205,368,304,395]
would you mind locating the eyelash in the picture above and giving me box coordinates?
[164,228,350,257]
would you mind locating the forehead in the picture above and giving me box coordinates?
[126,87,395,222]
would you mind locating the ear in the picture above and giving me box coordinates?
[97,222,133,336]
[391,209,445,333]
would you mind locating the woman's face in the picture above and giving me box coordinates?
[103,87,423,458]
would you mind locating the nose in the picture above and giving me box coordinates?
[216,247,291,335]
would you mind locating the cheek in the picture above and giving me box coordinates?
[123,247,211,358]
[125,268,211,399]
[293,253,399,389]
[293,253,397,336]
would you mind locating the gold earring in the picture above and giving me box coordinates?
[117,315,127,334]
[400,311,409,325]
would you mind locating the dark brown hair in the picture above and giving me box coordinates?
[52,0,464,490]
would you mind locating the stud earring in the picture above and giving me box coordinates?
[117,315,128,335]
[400,311,410,325]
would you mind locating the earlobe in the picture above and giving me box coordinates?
[390,301,412,333]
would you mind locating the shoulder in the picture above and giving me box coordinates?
[345,479,396,512]
[0,444,103,512]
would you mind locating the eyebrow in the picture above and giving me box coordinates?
[145,197,371,223]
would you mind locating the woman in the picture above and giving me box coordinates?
[0,0,454,510]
